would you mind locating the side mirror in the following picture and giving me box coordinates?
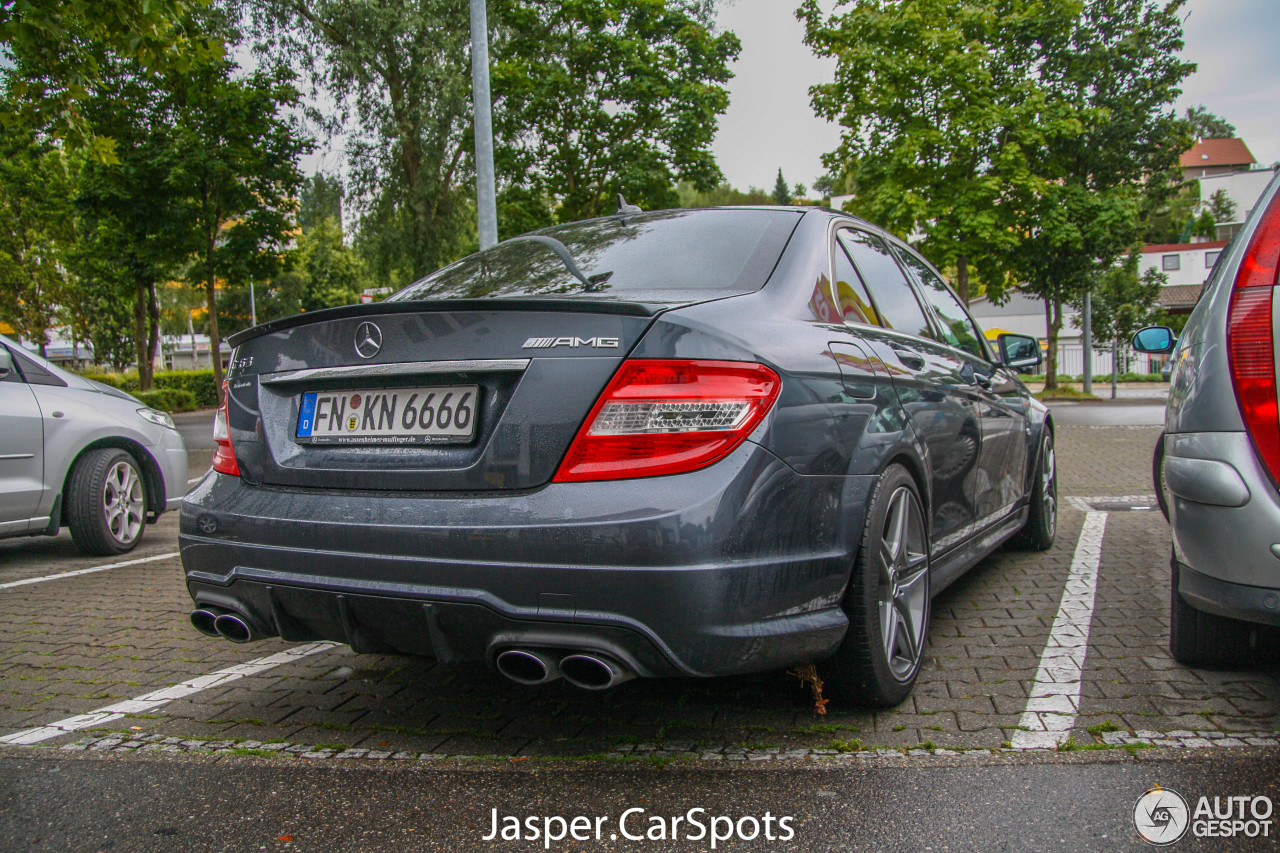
[0,347,12,380]
[996,333,1042,374]
[1132,326,1176,354]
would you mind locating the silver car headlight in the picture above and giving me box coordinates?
[138,407,176,430]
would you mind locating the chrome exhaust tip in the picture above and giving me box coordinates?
[189,608,222,638]
[213,612,260,644]
[559,654,635,690]
[496,649,562,685]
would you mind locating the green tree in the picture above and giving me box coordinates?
[1081,249,1164,393]
[296,216,367,311]
[677,181,770,207]
[492,0,739,222]
[0,117,76,356]
[1208,187,1238,225]
[75,64,195,388]
[245,0,477,281]
[298,172,344,232]
[772,168,791,206]
[167,59,310,396]
[0,0,222,160]
[1001,0,1191,389]
[1184,105,1235,139]
[801,0,1064,304]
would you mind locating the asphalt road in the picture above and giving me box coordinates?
[3,750,1278,852]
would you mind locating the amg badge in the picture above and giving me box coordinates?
[522,336,620,349]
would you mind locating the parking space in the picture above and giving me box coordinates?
[1,423,1278,763]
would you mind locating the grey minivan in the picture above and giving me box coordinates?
[1134,172,1280,667]
[0,336,188,555]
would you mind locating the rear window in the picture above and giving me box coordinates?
[389,209,801,303]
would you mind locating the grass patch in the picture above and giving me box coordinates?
[1034,386,1100,401]
[795,723,860,735]
[892,724,906,732]
[1086,720,1123,736]
[229,748,279,758]
[830,738,863,753]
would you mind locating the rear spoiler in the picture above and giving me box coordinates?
[226,297,674,348]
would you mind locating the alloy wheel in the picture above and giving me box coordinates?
[876,486,929,682]
[103,460,144,545]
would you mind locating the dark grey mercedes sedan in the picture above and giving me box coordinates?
[180,205,1055,707]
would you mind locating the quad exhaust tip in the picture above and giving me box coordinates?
[495,648,636,690]
[495,649,563,685]
[558,653,635,691]
[189,608,222,638]
[190,607,265,644]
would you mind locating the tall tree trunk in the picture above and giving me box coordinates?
[134,278,153,390]
[146,280,161,381]
[205,233,224,402]
[1043,297,1063,392]
[956,254,970,304]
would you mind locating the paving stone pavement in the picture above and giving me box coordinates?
[1,425,1277,760]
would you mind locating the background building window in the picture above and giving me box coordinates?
[1162,254,1181,271]
[1206,251,1220,268]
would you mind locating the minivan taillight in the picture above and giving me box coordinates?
[1227,188,1280,485]
[211,382,240,477]
[553,359,781,482]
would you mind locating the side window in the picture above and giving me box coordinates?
[832,237,880,326]
[837,230,932,339]
[894,249,988,359]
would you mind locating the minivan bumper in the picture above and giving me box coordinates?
[1166,431,1280,624]
[179,441,871,677]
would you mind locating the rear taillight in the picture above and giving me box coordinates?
[1227,189,1280,485]
[211,382,240,477]
[553,359,781,482]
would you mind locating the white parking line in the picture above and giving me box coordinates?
[0,642,337,746]
[0,552,180,590]
[1012,510,1108,750]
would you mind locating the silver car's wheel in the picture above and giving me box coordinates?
[103,459,145,545]
[823,464,931,707]
[66,448,148,556]
[878,486,930,682]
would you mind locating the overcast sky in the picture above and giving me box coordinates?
[712,0,1280,192]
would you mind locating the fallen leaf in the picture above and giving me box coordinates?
[130,727,143,731]
[278,835,293,842]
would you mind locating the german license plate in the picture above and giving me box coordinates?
[296,385,479,445]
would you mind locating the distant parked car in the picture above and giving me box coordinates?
[181,204,1054,707]
[0,336,187,555]
[1134,171,1280,667]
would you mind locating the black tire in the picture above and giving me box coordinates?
[1153,433,1169,521]
[1008,429,1057,551]
[65,448,147,556]
[823,464,931,707]
[1169,556,1255,669]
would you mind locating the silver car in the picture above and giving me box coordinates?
[1133,171,1280,667]
[0,336,187,555]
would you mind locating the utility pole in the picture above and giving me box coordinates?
[1081,291,1093,396]
[470,0,498,250]
[249,278,258,327]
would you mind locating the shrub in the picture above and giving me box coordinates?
[135,388,199,413]
[153,369,219,408]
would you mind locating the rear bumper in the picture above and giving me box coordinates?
[179,441,871,677]
[1177,561,1280,627]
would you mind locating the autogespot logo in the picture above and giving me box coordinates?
[1134,787,1190,845]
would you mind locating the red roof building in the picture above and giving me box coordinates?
[1181,138,1257,179]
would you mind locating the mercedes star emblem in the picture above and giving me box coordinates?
[354,322,383,359]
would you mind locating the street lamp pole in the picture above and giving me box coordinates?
[469,0,498,250]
